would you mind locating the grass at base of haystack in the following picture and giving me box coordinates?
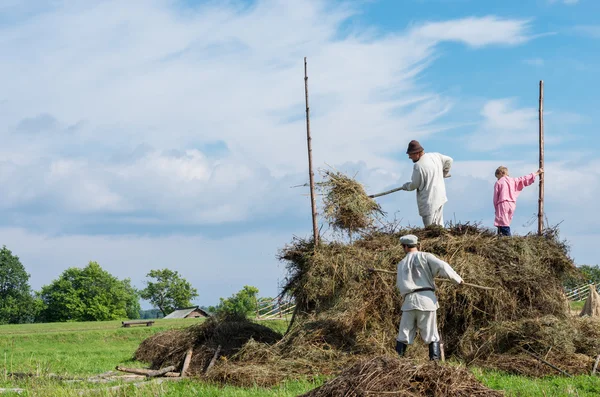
[474,368,600,397]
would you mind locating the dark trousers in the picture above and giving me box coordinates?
[497,226,511,236]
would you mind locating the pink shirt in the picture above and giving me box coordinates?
[493,173,537,207]
[493,173,537,227]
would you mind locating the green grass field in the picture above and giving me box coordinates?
[0,318,598,396]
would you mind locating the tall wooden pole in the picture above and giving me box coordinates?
[538,80,544,235]
[304,57,319,245]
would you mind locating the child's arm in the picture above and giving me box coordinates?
[514,168,543,191]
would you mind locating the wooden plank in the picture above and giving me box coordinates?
[115,365,176,378]
[121,320,155,328]
[181,348,193,377]
[205,345,222,374]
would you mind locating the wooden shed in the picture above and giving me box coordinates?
[163,306,210,319]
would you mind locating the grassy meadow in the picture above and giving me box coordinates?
[0,317,598,396]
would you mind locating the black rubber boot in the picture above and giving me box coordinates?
[395,341,407,357]
[429,342,441,361]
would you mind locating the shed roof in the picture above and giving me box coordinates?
[163,306,209,319]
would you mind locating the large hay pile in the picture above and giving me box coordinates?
[301,356,504,397]
[318,170,383,232]
[133,223,594,388]
[280,225,576,360]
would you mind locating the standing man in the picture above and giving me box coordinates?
[395,234,463,361]
[399,140,453,227]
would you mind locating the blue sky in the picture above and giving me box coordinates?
[0,0,599,308]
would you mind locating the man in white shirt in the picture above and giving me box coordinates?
[399,140,453,227]
[395,234,463,360]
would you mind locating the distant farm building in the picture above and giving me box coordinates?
[163,306,210,319]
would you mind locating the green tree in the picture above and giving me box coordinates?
[38,261,140,322]
[564,265,600,289]
[140,269,198,316]
[210,285,260,317]
[0,246,39,324]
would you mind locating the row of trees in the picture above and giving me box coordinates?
[0,246,198,324]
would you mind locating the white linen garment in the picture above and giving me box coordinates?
[401,152,453,219]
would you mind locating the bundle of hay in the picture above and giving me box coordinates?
[580,285,600,317]
[134,315,281,376]
[301,356,503,397]
[318,170,383,232]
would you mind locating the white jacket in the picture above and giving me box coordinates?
[401,152,453,217]
[396,251,463,311]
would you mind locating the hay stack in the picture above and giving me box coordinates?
[279,225,576,359]
[301,356,503,397]
[318,170,383,232]
[580,285,600,317]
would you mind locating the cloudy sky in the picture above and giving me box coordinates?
[1,0,599,308]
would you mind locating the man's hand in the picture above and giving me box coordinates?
[536,168,544,175]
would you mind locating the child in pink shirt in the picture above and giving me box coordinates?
[493,166,543,236]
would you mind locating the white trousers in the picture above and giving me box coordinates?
[422,205,444,227]
[397,309,440,344]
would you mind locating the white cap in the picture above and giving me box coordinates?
[400,234,418,245]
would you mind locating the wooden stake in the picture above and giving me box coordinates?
[115,365,176,378]
[520,347,572,377]
[304,57,319,246]
[180,348,193,377]
[538,80,544,235]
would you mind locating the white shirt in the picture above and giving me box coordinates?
[401,152,453,216]
[396,251,463,311]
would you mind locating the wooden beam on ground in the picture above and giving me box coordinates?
[115,365,176,378]
[181,348,193,377]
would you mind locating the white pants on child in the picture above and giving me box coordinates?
[397,309,440,344]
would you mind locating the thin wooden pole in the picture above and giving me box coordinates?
[304,57,319,246]
[538,80,544,235]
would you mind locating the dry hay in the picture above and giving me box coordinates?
[473,353,594,378]
[134,315,281,376]
[279,224,577,360]
[300,355,504,397]
[318,170,383,232]
[580,285,600,317]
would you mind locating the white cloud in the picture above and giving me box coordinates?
[409,16,533,48]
